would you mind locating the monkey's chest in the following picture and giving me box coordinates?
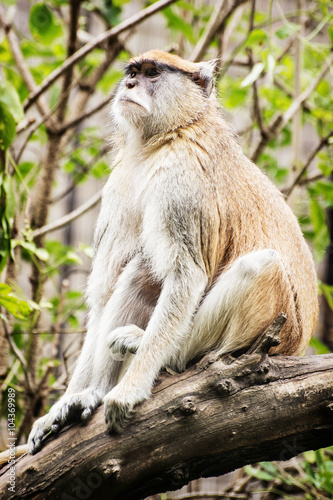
[99,173,148,248]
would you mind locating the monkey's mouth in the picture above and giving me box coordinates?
[120,97,143,107]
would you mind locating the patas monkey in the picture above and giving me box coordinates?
[28,50,318,454]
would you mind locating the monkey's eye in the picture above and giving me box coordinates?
[130,71,137,78]
[146,67,160,79]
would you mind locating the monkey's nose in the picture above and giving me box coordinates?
[126,81,136,89]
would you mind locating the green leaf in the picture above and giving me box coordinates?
[91,160,109,179]
[0,81,24,123]
[309,336,331,354]
[312,179,333,205]
[308,198,329,255]
[244,465,275,481]
[163,7,195,43]
[0,283,12,296]
[303,450,317,463]
[29,3,63,44]
[13,240,49,261]
[0,296,30,319]
[240,62,264,88]
[319,282,333,311]
[0,284,31,319]
[275,22,300,40]
[328,25,333,45]
[317,79,330,97]
[260,462,278,475]
[0,102,16,150]
[97,68,123,94]
[247,29,268,47]
[317,151,333,177]
[66,250,83,265]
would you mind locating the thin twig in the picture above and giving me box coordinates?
[16,118,36,134]
[2,318,33,392]
[290,0,306,194]
[298,173,324,186]
[15,69,88,164]
[56,93,112,134]
[51,146,109,204]
[11,329,87,335]
[23,0,178,112]
[250,53,333,162]
[283,130,333,197]
[168,494,247,500]
[247,0,267,138]
[190,0,250,63]
[32,189,102,238]
[0,6,52,121]
[274,77,312,114]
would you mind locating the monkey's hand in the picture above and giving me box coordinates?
[27,388,102,455]
[107,325,144,361]
[103,381,147,433]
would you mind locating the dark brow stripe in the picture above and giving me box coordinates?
[124,60,183,75]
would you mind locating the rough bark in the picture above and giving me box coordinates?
[1,320,332,500]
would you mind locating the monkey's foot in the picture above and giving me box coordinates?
[107,325,144,361]
[103,383,144,433]
[104,397,132,434]
[27,388,102,455]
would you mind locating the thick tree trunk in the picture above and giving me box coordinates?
[1,320,333,500]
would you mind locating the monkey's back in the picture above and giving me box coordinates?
[169,111,318,355]
[209,124,318,355]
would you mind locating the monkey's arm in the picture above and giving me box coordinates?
[104,262,208,432]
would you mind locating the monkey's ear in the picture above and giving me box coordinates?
[192,60,216,97]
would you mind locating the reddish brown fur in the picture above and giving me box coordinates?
[129,50,201,73]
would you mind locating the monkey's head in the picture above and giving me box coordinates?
[111,50,216,139]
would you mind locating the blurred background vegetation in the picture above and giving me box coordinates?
[0,0,333,498]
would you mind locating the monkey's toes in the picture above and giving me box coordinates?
[104,399,132,434]
[108,340,128,361]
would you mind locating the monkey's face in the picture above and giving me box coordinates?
[113,62,161,123]
[111,51,215,138]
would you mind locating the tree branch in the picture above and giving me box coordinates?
[23,0,178,112]
[190,0,250,63]
[55,93,113,134]
[31,189,102,239]
[1,346,332,499]
[56,0,82,124]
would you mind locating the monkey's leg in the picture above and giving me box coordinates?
[179,249,288,368]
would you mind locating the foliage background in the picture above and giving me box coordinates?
[0,0,333,498]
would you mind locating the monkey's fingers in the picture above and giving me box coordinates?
[28,391,102,454]
[27,417,53,455]
[81,399,101,421]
